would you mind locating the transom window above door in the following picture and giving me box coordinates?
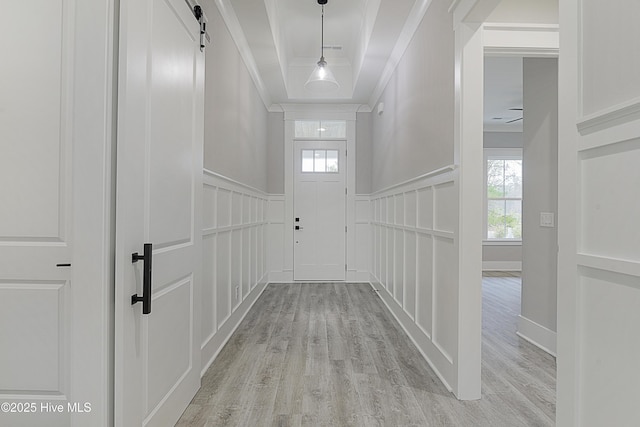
[301,149,339,173]
[295,120,346,138]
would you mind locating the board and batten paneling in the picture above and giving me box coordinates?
[370,166,458,391]
[266,195,287,282]
[201,170,269,375]
[557,0,640,424]
[353,196,371,281]
[267,194,371,282]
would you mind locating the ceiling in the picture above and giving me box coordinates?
[218,0,425,108]
[215,0,524,130]
[484,56,524,132]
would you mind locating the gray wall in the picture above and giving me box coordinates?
[267,112,284,194]
[202,2,269,192]
[370,0,454,192]
[521,58,558,332]
[483,131,523,149]
[356,112,373,194]
[488,0,558,24]
[483,245,522,264]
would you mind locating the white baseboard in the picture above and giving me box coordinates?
[200,278,269,377]
[482,261,522,271]
[346,270,370,282]
[268,270,369,283]
[516,315,557,357]
[368,274,455,395]
[268,270,293,283]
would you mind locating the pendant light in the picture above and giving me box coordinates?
[305,0,339,91]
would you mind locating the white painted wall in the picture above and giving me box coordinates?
[519,58,558,354]
[199,1,270,374]
[202,2,269,193]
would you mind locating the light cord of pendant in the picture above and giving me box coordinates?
[320,4,325,61]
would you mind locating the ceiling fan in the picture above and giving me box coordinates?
[506,107,523,124]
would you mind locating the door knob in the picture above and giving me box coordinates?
[295,225,304,230]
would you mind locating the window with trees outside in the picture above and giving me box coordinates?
[485,148,522,240]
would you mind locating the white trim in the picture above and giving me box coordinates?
[282,108,357,282]
[369,280,455,392]
[577,97,640,135]
[483,23,559,58]
[213,0,272,109]
[577,253,640,279]
[203,168,268,196]
[368,0,434,108]
[517,315,557,357]
[483,240,521,246]
[483,148,523,241]
[200,277,270,376]
[371,165,457,196]
[268,271,294,283]
[279,103,360,120]
[482,261,522,271]
[346,271,370,282]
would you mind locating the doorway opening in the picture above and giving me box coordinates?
[480,52,558,420]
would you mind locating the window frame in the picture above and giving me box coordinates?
[483,148,523,243]
[301,149,340,173]
[294,120,347,140]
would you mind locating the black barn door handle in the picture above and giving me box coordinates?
[131,243,153,314]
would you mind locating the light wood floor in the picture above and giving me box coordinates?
[177,278,555,426]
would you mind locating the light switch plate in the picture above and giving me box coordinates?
[540,212,555,227]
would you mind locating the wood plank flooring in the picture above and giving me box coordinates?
[177,279,555,426]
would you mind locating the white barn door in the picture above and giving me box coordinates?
[558,0,640,425]
[115,0,204,425]
[294,141,346,281]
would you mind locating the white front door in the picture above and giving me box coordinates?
[558,0,640,425]
[115,0,204,425]
[293,141,346,281]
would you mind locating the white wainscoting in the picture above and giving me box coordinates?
[266,194,371,282]
[370,166,458,391]
[350,195,371,282]
[266,195,290,282]
[201,170,269,375]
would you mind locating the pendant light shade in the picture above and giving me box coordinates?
[305,1,339,91]
[305,57,339,91]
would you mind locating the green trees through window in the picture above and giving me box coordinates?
[486,157,522,239]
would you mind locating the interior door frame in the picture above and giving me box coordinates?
[280,104,358,283]
[450,0,559,400]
